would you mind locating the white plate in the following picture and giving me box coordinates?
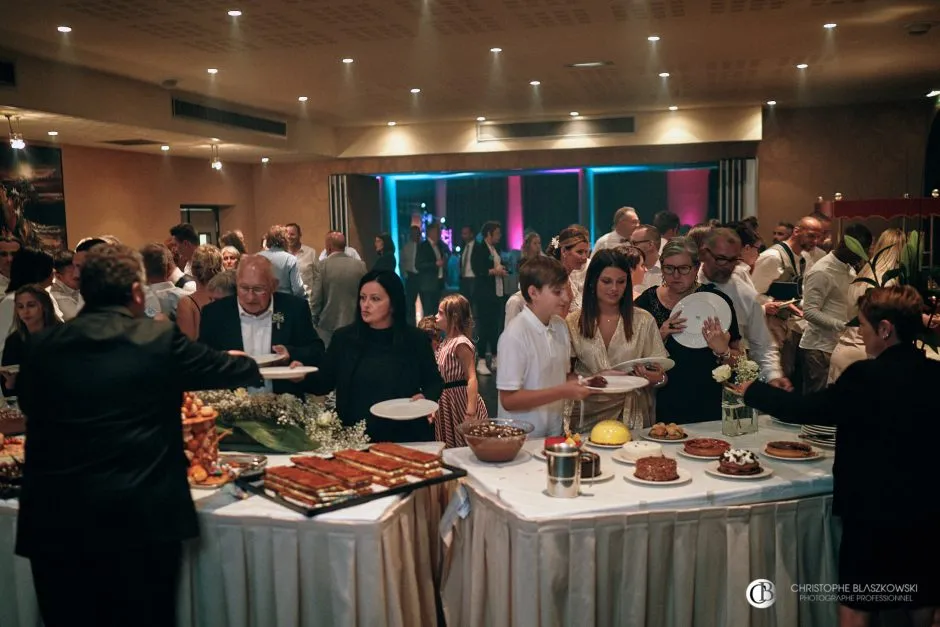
[642,431,690,444]
[581,469,616,484]
[0,365,19,374]
[610,450,643,465]
[771,417,801,428]
[370,398,440,420]
[585,375,649,394]
[584,439,629,450]
[762,447,825,462]
[698,291,733,332]
[624,467,692,486]
[611,357,676,373]
[671,293,719,349]
[799,435,836,449]
[251,353,283,366]
[676,448,723,461]
[705,463,774,480]
[259,366,319,380]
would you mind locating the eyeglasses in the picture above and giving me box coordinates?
[662,264,693,276]
[704,249,740,266]
[630,239,654,247]
[237,285,269,296]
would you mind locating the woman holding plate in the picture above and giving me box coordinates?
[308,270,443,443]
[635,238,742,424]
[565,249,668,432]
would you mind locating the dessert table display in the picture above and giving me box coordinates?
[440,416,839,627]
[0,444,450,627]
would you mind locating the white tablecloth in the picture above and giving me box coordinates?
[0,444,449,627]
[440,417,841,627]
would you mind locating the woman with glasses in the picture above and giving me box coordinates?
[635,238,743,424]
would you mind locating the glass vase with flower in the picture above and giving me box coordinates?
[712,357,760,436]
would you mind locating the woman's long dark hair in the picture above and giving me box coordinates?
[377,232,396,256]
[579,249,634,341]
[8,247,54,293]
[354,270,408,343]
[12,284,61,339]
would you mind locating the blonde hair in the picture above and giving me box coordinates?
[191,244,223,286]
[846,228,906,321]
[438,293,474,338]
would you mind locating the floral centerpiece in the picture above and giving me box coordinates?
[195,390,369,454]
[712,357,761,436]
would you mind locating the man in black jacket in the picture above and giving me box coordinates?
[414,221,450,318]
[16,244,264,627]
[200,254,325,396]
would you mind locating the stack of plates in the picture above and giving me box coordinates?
[800,425,836,447]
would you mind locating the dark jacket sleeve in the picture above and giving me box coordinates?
[198,300,224,349]
[305,326,347,396]
[373,254,397,273]
[282,297,325,366]
[415,241,437,274]
[743,360,866,426]
[1,333,25,397]
[414,329,444,402]
[171,327,263,391]
[470,241,492,278]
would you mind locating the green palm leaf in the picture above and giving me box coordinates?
[844,235,868,261]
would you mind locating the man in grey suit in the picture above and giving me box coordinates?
[310,232,367,347]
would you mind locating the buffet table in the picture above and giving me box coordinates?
[0,445,449,627]
[440,416,840,627]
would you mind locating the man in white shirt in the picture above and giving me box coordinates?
[140,243,190,320]
[497,256,591,437]
[0,236,21,294]
[698,228,792,390]
[399,225,421,324]
[771,222,794,245]
[415,222,449,319]
[285,222,317,299]
[317,234,361,263]
[50,251,83,321]
[169,223,199,276]
[652,211,680,254]
[629,224,663,290]
[258,225,307,299]
[799,224,871,393]
[458,225,476,299]
[594,206,639,251]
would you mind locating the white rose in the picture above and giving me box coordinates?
[317,411,336,426]
[712,364,732,383]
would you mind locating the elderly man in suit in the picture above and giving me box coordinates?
[310,231,367,347]
[200,254,325,397]
[415,221,450,318]
[15,243,264,627]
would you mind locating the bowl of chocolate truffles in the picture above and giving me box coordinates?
[458,419,534,463]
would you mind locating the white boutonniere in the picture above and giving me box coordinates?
[272,312,285,330]
[550,236,560,249]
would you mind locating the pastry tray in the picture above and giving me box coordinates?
[236,461,467,518]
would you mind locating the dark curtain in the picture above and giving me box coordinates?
[521,173,580,244]
[445,177,508,240]
[396,180,436,232]
[706,169,721,224]
[593,171,668,232]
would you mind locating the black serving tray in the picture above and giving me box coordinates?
[236,461,467,518]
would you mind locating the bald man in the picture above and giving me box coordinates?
[310,231,367,347]
[594,206,640,251]
[317,231,362,262]
[199,254,324,396]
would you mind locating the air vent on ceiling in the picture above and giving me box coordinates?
[477,116,635,142]
[102,139,164,146]
[172,98,287,137]
[0,60,15,87]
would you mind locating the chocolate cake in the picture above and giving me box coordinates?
[634,456,679,482]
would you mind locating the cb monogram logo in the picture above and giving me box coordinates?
[746,579,776,609]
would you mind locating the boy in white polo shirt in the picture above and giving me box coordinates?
[497,256,592,437]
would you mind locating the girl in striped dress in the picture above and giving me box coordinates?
[434,294,489,447]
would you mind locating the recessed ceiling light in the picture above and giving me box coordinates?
[161,145,170,151]
[47,131,58,136]
[298,96,308,102]
[647,35,660,42]
[668,105,678,111]
[659,72,670,78]
[927,90,940,98]
[228,9,242,17]
[796,63,808,69]
[342,57,354,64]
[207,68,219,74]
[569,111,579,117]
[57,26,72,33]
[387,121,397,127]
[211,137,220,142]
[476,116,486,122]
[261,157,270,164]
[530,80,541,86]
[568,61,611,68]
[823,23,837,29]
[766,100,777,106]
[410,88,421,94]
[490,47,502,53]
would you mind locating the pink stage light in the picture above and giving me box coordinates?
[507,175,524,250]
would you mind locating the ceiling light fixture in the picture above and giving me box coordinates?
[490,47,502,53]
[530,80,541,86]
[476,116,486,122]
[298,96,308,102]
[766,100,777,106]
[387,121,397,127]
[342,57,354,64]
[210,145,222,170]
[207,68,219,74]
[823,23,837,29]
[569,111,580,117]
[410,88,421,94]
[5,115,24,150]
[659,72,670,78]
[57,26,72,33]
[648,35,660,42]
[568,61,611,68]
[47,131,58,136]
[668,105,678,111]
[228,9,242,17]
[161,145,170,151]
[261,157,270,164]
[796,63,808,69]
[927,90,940,98]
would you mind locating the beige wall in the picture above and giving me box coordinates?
[61,144,257,249]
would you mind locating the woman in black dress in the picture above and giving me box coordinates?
[2,285,62,396]
[634,238,741,423]
[372,233,397,274]
[308,270,443,442]
[740,286,939,626]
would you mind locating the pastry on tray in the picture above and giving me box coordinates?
[579,451,601,478]
[369,443,443,478]
[648,422,686,440]
[333,450,410,487]
[634,456,679,482]
[764,441,816,458]
[290,456,374,490]
[683,438,731,457]
[717,449,762,475]
[264,466,355,508]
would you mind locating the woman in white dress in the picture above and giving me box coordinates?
[565,249,668,432]
[546,225,590,317]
